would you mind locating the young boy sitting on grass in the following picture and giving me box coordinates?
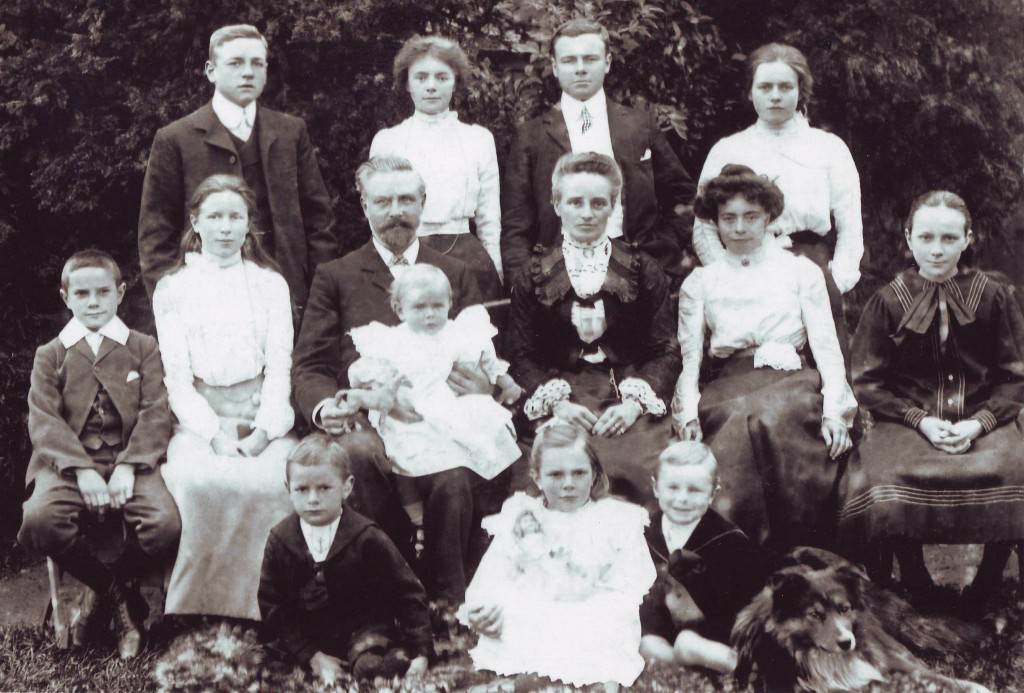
[19,249,180,658]
[640,441,783,673]
[258,433,433,684]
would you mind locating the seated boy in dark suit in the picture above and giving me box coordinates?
[640,441,783,673]
[19,249,180,658]
[258,433,433,684]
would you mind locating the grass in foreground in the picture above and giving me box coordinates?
[1,585,1022,693]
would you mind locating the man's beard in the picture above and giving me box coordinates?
[376,218,416,252]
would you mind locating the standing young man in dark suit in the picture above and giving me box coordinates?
[138,24,338,317]
[500,18,695,285]
[292,155,494,603]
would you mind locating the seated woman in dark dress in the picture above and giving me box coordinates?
[672,165,856,550]
[841,190,1024,611]
[506,152,679,504]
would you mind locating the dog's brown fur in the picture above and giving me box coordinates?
[731,548,989,693]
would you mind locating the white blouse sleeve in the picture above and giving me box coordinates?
[368,128,389,158]
[152,276,221,442]
[796,260,857,426]
[672,270,707,430]
[826,134,863,294]
[692,143,730,267]
[253,270,295,439]
[473,127,503,278]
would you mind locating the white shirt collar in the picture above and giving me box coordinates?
[560,89,607,125]
[59,316,129,350]
[662,513,700,553]
[411,109,457,126]
[212,91,257,132]
[299,514,341,562]
[372,236,420,267]
[753,111,808,139]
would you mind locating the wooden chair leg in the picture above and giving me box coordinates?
[45,558,71,649]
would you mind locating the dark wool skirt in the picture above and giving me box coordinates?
[421,233,504,302]
[698,357,846,550]
[525,364,675,507]
[840,419,1024,545]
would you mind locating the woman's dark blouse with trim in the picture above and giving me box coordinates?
[851,268,1024,432]
[507,241,681,402]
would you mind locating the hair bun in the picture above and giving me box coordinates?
[719,164,757,178]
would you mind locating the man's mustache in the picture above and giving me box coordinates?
[380,217,415,232]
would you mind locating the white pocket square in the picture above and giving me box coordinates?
[126,370,140,382]
[640,148,652,161]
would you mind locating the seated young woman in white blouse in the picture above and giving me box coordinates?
[370,35,503,300]
[153,174,296,619]
[673,164,856,550]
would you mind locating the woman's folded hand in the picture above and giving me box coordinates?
[593,402,642,438]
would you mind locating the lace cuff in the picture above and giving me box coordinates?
[753,343,802,371]
[523,379,572,421]
[618,378,666,417]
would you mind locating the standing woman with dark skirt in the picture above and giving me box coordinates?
[841,191,1024,613]
[692,43,863,345]
[370,36,504,300]
[673,165,856,550]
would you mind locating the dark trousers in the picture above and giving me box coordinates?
[19,447,181,593]
[340,426,519,602]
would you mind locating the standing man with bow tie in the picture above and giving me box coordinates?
[138,24,339,321]
[500,18,696,286]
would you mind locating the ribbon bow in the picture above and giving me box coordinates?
[895,279,976,345]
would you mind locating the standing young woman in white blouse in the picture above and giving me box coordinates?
[673,165,856,550]
[370,36,504,300]
[154,174,296,619]
[692,43,863,346]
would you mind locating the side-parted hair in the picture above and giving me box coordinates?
[747,42,814,112]
[209,24,267,62]
[692,164,785,224]
[388,263,452,314]
[655,441,721,490]
[60,249,122,291]
[286,433,353,484]
[549,18,610,57]
[172,174,281,275]
[355,155,425,200]
[392,36,471,96]
[529,423,610,501]
[905,190,973,234]
[551,151,623,206]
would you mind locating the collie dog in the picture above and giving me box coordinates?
[731,548,989,693]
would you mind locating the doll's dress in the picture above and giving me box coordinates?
[349,305,519,479]
[462,493,656,687]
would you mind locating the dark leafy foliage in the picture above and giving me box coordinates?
[1,0,1022,543]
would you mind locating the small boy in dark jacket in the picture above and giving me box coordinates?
[640,441,783,672]
[259,433,433,683]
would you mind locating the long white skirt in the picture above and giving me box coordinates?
[160,428,295,619]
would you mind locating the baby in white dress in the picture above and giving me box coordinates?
[342,264,521,553]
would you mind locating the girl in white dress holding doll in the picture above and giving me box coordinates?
[461,424,656,691]
[345,264,521,552]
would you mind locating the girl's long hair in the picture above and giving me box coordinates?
[169,174,282,276]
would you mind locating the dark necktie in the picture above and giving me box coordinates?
[390,254,410,267]
[581,106,593,135]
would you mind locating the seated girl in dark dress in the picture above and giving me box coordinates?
[841,190,1024,611]
[507,152,680,504]
[672,165,856,549]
